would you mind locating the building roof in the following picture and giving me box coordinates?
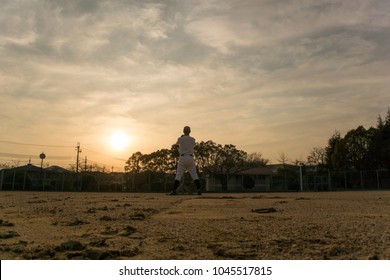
[10,164,42,172]
[237,167,272,175]
[45,165,70,173]
[7,164,70,173]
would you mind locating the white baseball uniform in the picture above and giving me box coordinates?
[175,135,199,181]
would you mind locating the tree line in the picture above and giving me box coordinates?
[125,141,269,189]
[126,141,269,174]
[126,108,390,182]
[307,109,390,171]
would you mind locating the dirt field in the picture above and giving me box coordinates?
[0,191,389,260]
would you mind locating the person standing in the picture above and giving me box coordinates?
[169,126,201,195]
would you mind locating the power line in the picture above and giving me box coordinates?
[0,142,126,171]
[0,152,35,159]
[82,147,128,162]
[0,140,74,148]
[0,152,73,160]
[0,140,128,161]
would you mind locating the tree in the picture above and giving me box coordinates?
[324,109,390,170]
[307,147,326,167]
[125,151,145,191]
[243,152,269,168]
[378,108,390,168]
[214,144,247,190]
[194,140,220,173]
[325,131,342,170]
[328,127,373,170]
[364,126,382,169]
[125,152,144,174]
[124,139,268,191]
[331,138,349,171]
[343,126,371,170]
[277,152,289,165]
[143,148,176,173]
[0,163,11,169]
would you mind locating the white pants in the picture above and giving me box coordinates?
[175,155,199,181]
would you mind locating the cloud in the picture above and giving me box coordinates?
[1,0,389,168]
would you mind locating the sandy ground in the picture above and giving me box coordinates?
[0,191,390,260]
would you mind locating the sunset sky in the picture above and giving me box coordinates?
[1,0,389,171]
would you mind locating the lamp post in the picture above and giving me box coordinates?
[39,152,46,168]
[40,152,46,191]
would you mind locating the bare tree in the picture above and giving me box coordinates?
[277,152,289,165]
[307,147,326,166]
[244,152,269,167]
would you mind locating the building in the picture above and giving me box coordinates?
[205,166,272,192]
[0,164,72,191]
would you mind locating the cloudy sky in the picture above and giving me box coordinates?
[1,0,389,171]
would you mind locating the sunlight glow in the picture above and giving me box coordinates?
[109,131,131,151]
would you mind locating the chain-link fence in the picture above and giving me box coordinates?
[200,169,390,192]
[0,168,75,191]
[271,169,390,192]
[0,169,127,192]
[323,169,390,191]
[1,168,390,192]
[0,168,180,193]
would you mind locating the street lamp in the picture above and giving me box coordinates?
[39,152,46,191]
[39,152,46,169]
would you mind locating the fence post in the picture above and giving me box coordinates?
[0,169,3,190]
[12,170,16,190]
[226,173,229,191]
[164,173,167,193]
[148,172,151,192]
[344,171,347,190]
[98,174,100,192]
[284,172,287,191]
[23,170,27,191]
[43,170,46,191]
[299,165,303,192]
[376,170,380,189]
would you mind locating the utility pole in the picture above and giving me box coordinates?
[75,143,82,191]
[76,143,82,174]
[84,156,88,172]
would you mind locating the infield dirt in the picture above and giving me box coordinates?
[1,191,389,259]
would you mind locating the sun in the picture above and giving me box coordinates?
[109,131,131,151]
